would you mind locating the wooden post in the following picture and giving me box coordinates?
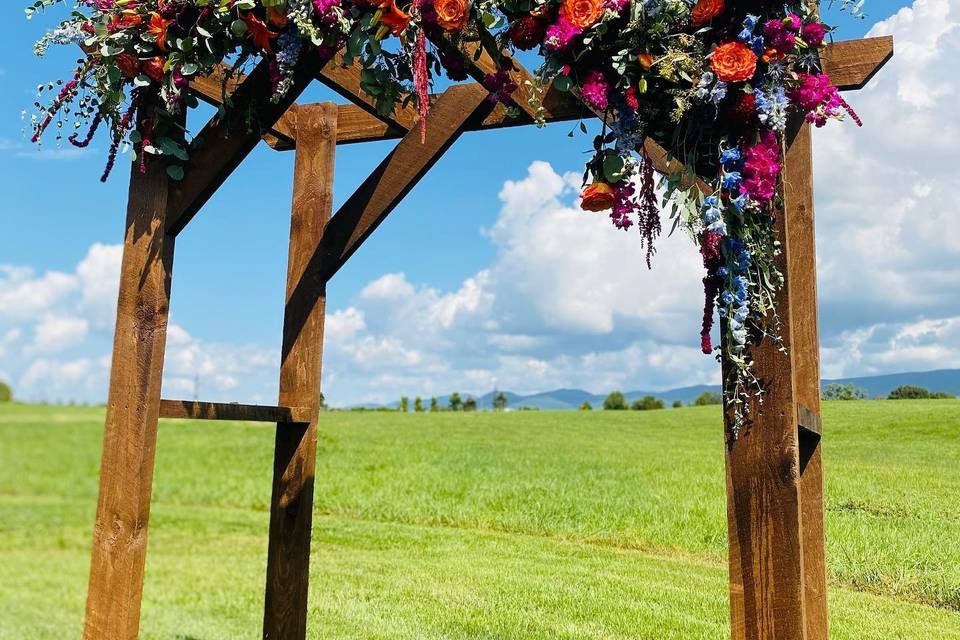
[724,119,828,640]
[263,102,338,640]
[82,151,177,639]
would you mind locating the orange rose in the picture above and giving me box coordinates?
[142,57,166,83]
[115,53,141,78]
[560,0,603,29]
[434,0,469,31]
[637,52,654,70]
[710,41,757,83]
[690,0,724,26]
[378,0,410,36]
[581,182,615,212]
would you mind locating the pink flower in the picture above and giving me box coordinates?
[790,72,843,127]
[544,16,581,52]
[763,19,796,52]
[580,70,609,112]
[604,0,630,13]
[802,22,828,47]
[740,132,781,202]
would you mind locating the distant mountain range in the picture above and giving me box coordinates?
[346,369,960,411]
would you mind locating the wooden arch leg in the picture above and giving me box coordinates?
[83,160,177,639]
[263,102,338,640]
[724,120,829,640]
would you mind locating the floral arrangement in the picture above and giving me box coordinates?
[28,0,862,431]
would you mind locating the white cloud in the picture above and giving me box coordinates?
[33,315,89,353]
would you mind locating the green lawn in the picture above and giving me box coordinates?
[0,401,957,639]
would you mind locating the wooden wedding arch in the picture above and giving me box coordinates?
[80,20,893,640]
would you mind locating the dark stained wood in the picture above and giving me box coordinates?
[315,54,421,132]
[263,102,337,640]
[821,36,894,91]
[159,399,312,423]
[165,53,323,237]
[783,122,829,640]
[82,118,178,640]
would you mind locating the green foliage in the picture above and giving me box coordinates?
[429,397,438,412]
[693,391,723,406]
[672,400,684,409]
[493,392,508,412]
[463,398,478,412]
[631,396,664,411]
[602,391,628,411]
[414,397,424,413]
[823,383,867,401]
[931,391,957,399]
[580,401,593,411]
[0,382,11,403]
[449,393,463,412]
[400,396,409,413]
[888,385,932,400]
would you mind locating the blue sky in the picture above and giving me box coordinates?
[3,0,959,406]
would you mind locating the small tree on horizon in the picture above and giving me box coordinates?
[603,391,628,411]
[449,393,463,411]
[693,391,723,406]
[631,396,664,411]
[463,397,478,412]
[430,397,439,412]
[493,391,508,412]
[580,401,593,411]
[822,383,867,401]
[672,399,683,408]
[400,396,409,412]
[888,385,931,400]
[414,396,424,412]
[0,382,12,403]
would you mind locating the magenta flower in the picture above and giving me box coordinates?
[802,22,828,47]
[580,70,609,112]
[790,73,844,127]
[544,17,581,53]
[740,132,781,202]
[763,19,796,52]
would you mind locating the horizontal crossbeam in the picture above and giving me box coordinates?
[189,36,892,152]
[159,399,314,423]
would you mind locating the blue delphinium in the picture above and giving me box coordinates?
[755,86,790,131]
[702,195,727,236]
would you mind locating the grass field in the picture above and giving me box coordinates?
[0,401,958,639]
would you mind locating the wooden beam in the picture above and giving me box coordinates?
[315,53,421,132]
[82,108,178,640]
[783,122,829,640]
[165,52,322,237]
[190,68,404,148]
[263,102,338,640]
[820,35,894,90]
[158,399,313,423]
[723,118,829,640]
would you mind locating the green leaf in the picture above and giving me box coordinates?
[553,75,572,92]
[231,19,248,36]
[602,154,625,182]
[166,165,185,181]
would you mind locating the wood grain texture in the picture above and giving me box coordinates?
[159,400,312,423]
[262,102,338,640]
[783,122,829,640]
[820,36,894,90]
[724,118,811,640]
[82,130,177,640]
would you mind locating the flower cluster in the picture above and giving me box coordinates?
[28,0,863,429]
[27,0,478,179]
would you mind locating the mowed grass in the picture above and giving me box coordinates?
[0,401,957,639]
